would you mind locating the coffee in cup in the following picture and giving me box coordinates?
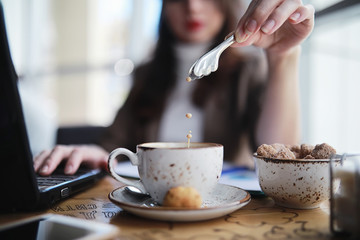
[107,142,223,204]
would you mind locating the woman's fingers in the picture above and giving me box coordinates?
[37,145,73,176]
[61,145,109,175]
[260,0,303,35]
[234,0,313,43]
[34,145,110,176]
[232,0,315,53]
[64,147,83,175]
[33,150,51,172]
[235,0,282,43]
[289,4,315,24]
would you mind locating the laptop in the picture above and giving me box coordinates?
[0,2,105,212]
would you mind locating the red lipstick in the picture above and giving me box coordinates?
[186,20,203,31]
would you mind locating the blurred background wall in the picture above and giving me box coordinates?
[2,0,360,155]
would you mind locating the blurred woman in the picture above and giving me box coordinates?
[34,0,314,175]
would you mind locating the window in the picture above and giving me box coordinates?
[3,0,161,126]
[300,0,360,152]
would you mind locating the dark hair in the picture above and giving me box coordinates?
[131,0,246,120]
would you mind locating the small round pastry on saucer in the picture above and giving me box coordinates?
[163,186,202,208]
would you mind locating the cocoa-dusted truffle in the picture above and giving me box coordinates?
[311,143,336,159]
[256,143,336,160]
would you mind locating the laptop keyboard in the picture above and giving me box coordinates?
[37,175,77,190]
[36,168,91,191]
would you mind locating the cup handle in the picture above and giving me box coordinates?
[107,148,147,193]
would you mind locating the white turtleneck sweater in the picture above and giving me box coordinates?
[158,42,211,142]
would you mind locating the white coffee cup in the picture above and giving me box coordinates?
[108,142,223,204]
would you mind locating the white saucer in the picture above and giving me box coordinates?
[109,184,251,222]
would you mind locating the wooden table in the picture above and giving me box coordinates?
[0,176,344,240]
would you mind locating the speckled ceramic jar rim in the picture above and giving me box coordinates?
[138,142,223,150]
[253,153,340,163]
